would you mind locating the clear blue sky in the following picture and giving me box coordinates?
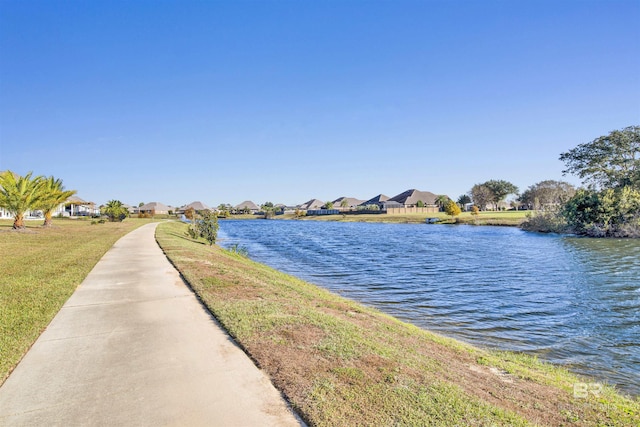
[1,0,639,207]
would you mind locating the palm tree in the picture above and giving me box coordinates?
[0,170,45,229]
[102,200,128,222]
[434,195,450,211]
[37,176,77,227]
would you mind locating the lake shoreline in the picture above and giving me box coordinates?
[223,210,529,227]
[156,221,639,425]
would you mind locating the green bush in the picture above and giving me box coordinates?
[562,187,640,237]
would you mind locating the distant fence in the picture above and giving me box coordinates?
[386,207,439,215]
[306,209,340,216]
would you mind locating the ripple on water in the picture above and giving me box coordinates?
[219,220,640,396]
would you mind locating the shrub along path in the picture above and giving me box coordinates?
[0,223,301,426]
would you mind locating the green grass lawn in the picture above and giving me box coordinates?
[156,221,639,426]
[3,218,636,425]
[0,218,153,383]
[275,210,529,226]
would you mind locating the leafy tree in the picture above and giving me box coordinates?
[560,125,639,189]
[340,199,349,209]
[470,184,493,211]
[445,200,461,217]
[323,201,334,210]
[0,170,44,229]
[197,210,219,245]
[483,179,519,210]
[36,176,77,227]
[562,187,640,237]
[519,180,576,210]
[457,194,471,208]
[262,201,274,209]
[184,207,196,220]
[102,200,128,222]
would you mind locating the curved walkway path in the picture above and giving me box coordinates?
[0,223,303,426]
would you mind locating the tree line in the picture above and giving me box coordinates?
[3,126,637,237]
[522,125,639,237]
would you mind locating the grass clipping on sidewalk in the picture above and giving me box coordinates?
[156,222,638,426]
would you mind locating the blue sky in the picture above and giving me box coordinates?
[1,0,639,207]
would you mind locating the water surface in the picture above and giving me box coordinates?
[218,220,640,396]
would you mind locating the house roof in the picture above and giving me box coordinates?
[139,202,171,212]
[388,189,439,206]
[359,194,389,206]
[184,201,210,211]
[66,195,92,205]
[234,200,260,210]
[299,199,324,210]
[381,200,403,208]
[331,196,365,207]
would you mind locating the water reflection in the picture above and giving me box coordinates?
[219,220,640,396]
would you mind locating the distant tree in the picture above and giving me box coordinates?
[185,207,196,220]
[560,125,639,190]
[445,200,461,217]
[470,184,493,211]
[0,170,45,229]
[102,200,128,222]
[323,201,334,210]
[483,179,519,210]
[434,195,449,211]
[340,199,349,209]
[416,200,425,208]
[37,176,77,227]
[217,203,230,218]
[457,194,471,208]
[519,180,576,210]
[262,202,276,219]
[197,211,219,245]
[138,202,144,207]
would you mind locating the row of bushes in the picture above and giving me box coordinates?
[521,186,640,237]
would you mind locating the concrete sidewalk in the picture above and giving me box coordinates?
[0,223,303,426]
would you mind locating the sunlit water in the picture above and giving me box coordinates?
[218,220,640,396]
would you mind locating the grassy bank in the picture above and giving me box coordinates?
[0,218,152,383]
[156,221,638,426]
[270,210,529,226]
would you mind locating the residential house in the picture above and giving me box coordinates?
[358,194,390,210]
[233,200,260,214]
[298,199,324,211]
[0,207,13,219]
[55,195,99,217]
[179,201,211,214]
[139,202,172,215]
[388,189,438,207]
[386,189,441,214]
[331,196,365,211]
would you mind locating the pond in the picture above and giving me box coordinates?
[218,219,640,396]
